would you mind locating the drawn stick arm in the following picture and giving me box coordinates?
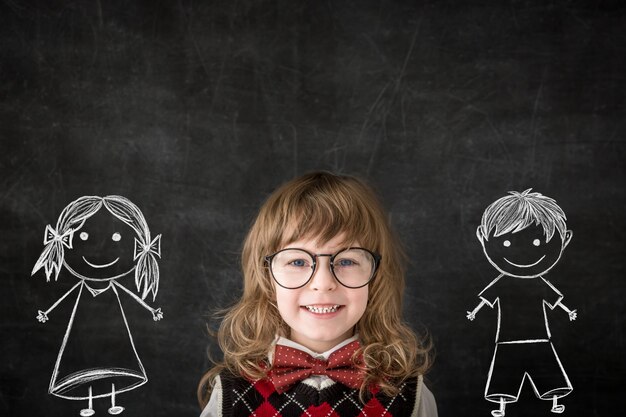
[469,274,502,321]
[41,281,82,315]
[37,281,83,322]
[542,284,577,320]
[557,302,578,321]
[112,281,163,320]
[467,299,487,321]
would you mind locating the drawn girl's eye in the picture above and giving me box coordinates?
[533,239,541,246]
[80,232,89,241]
[503,240,511,247]
[112,232,121,242]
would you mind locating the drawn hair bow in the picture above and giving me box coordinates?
[43,225,74,249]
[134,234,162,260]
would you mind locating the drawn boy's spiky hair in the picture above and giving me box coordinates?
[479,189,567,242]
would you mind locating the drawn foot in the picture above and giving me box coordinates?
[551,395,565,413]
[81,386,95,416]
[551,404,565,413]
[108,383,123,415]
[491,398,506,417]
[108,406,125,415]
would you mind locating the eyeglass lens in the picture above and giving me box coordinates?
[270,248,376,288]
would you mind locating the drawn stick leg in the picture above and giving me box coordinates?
[79,386,95,416]
[108,383,125,415]
[490,397,506,417]
[551,396,565,414]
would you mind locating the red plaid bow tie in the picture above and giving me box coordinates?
[269,340,364,393]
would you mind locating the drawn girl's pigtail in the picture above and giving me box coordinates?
[103,196,161,301]
[32,197,103,281]
[31,225,72,281]
[133,237,161,301]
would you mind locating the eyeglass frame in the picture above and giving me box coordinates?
[264,247,382,289]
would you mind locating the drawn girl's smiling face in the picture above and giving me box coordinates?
[479,224,572,278]
[64,208,136,281]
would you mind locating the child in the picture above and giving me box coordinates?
[198,172,437,417]
[32,195,163,416]
[467,189,576,417]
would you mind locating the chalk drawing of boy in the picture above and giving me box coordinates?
[467,189,576,417]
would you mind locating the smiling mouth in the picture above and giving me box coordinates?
[82,256,120,268]
[503,255,546,268]
[303,305,341,314]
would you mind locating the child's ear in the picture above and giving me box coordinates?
[563,230,573,248]
[476,226,486,243]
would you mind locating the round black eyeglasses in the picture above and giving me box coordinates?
[264,247,381,289]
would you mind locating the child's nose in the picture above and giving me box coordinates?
[309,257,337,291]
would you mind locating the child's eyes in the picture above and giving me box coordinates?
[287,259,310,268]
[533,239,541,246]
[335,258,357,267]
[80,232,89,241]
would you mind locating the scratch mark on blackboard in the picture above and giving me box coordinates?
[359,17,422,149]
[187,16,226,117]
[396,17,422,92]
[289,123,298,177]
[232,111,240,150]
[359,80,391,143]
[529,68,547,174]
[367,123,384,176]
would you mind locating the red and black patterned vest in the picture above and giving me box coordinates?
[218,371,422,417]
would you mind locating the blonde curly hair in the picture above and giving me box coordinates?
[198,171,431,405]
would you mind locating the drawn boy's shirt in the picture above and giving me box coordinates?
[479,276,563,343]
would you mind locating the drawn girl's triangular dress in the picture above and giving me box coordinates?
[49,280,147,400]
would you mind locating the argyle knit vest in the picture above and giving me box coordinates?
[218,371,423,417]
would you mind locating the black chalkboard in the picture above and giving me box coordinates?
[1,1,624,416]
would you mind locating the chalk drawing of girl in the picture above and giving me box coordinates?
[32,195,163,416]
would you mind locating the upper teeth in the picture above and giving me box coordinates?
[306,305,339,314]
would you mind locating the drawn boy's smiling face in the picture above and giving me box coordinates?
[64,208,136,281]
[478,224,572,278]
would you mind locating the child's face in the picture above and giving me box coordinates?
[64,208,136,280]
[273,233,369,353]
[478,224,572,278]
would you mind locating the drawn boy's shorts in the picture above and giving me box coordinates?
[485,341,573,403]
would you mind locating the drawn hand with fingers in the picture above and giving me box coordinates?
[152,308,164,321]
[37,310,49,323]
[568,310,577,321]
[467,190,577,417]
[31,195,163,416]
